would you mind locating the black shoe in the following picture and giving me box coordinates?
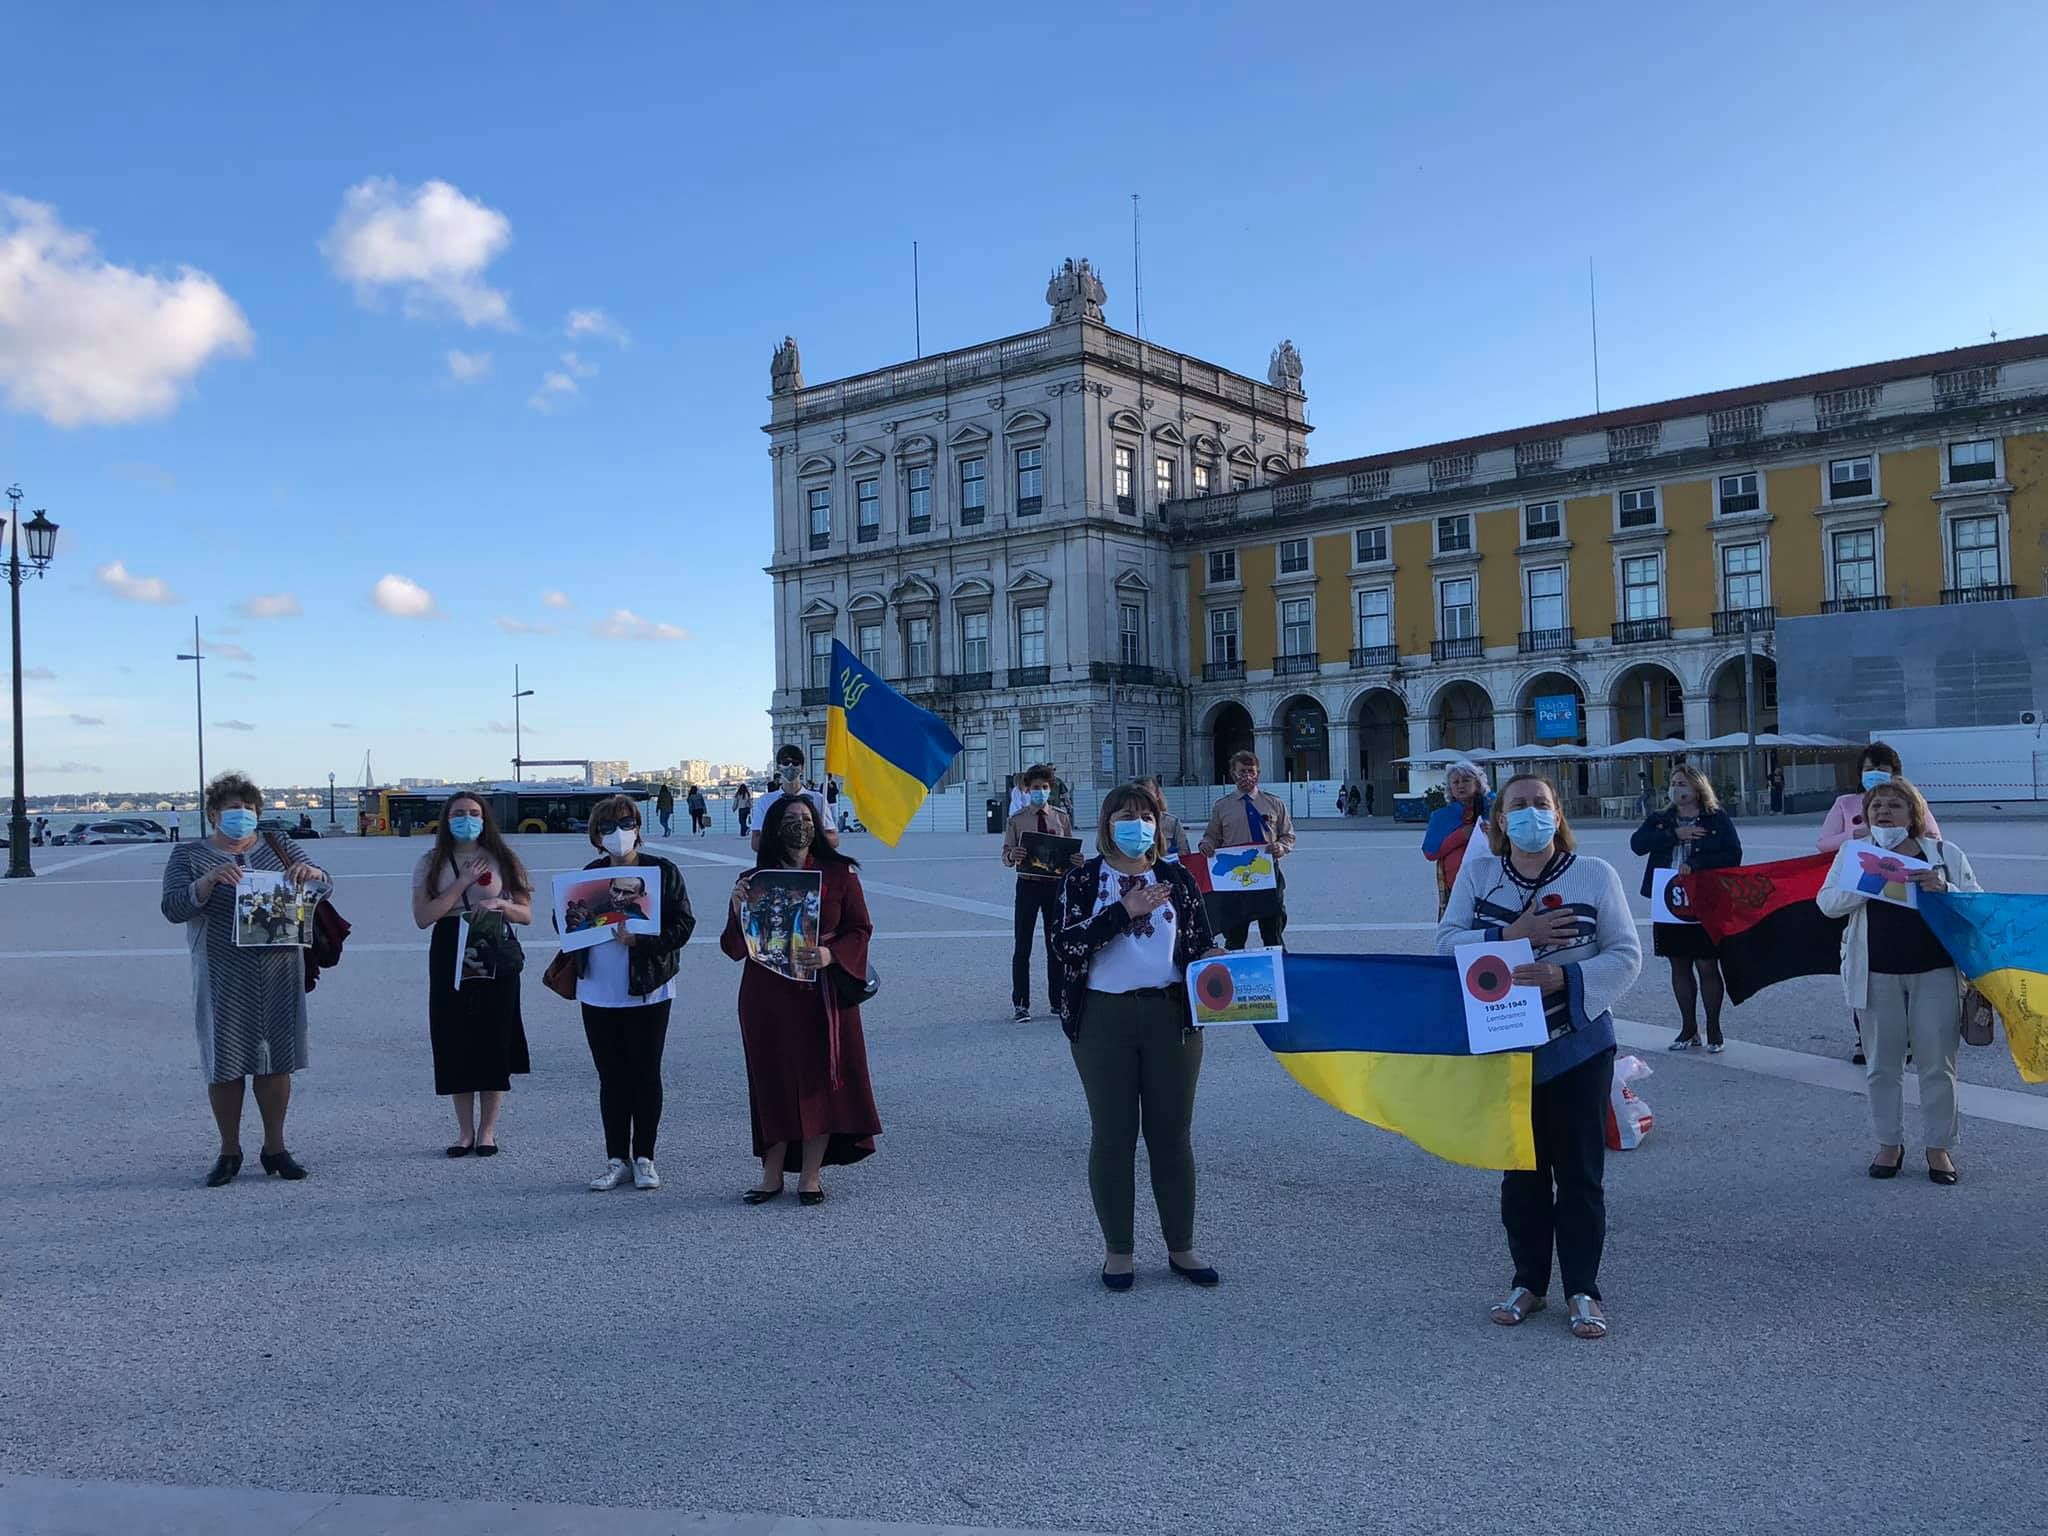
[1101,1266,1135,1292]
[446,1144,473,1158]
[1169,1258,1221,1287]
[1012,1005,1031,1022]
[1868,1150,1905,1179]
[205,1152,243,1187]
[1928,1159,1959,1186]
[799,1189,825,1207]
[742,1185,784,1205]
[260,1149,309,1180]
[1853,1050,1866,1066]
[473,1144,499,1158]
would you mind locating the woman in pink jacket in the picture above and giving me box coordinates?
[1818,742,1939,1063]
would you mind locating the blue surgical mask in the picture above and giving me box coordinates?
[218,808,258,839]
[1028,788,1049,807]
[1111,818,1156,857]
[1505,807,1558,853]
[449,815,484,843]
[1861,769,1891,792]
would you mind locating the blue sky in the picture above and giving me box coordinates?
[3,1,2043,795]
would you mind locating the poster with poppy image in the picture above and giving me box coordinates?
[1187,950,1288,1027]
[1835,839,1931,909]
[1453,938,1549,1054]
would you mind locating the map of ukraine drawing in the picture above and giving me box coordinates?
[1210,848,1277,889]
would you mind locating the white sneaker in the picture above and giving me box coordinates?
[632,1157,661,1191]
[589,1158,630,1191]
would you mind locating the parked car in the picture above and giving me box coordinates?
[109,818,169,838]
[74,821,166,845]
[256,816,321,840]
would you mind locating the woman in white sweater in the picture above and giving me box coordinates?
[1814,776,1979,1185]
[1437,774,1641,1341]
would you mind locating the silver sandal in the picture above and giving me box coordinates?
[1489,1287,1546,1326]
[1568,1294,1608,1339]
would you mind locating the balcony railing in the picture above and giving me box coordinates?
[1709,404,1764,445]
[800,685,828,706]
[1820,595,1891,614]
[1941,583,2017,605]
[1430,452,1474,486]
[1349,468,1390,499]
[1934,365,2000,405]
[1431,635,1483,662]
[1005,665,1051,688]
[960,506,986,526]
[1607,422,1662,460]
[1518,627,1575,654]
[1115,495,1135,517]
[948,671,993,693]
[1203,659,1244,682]
[1273,652,1321,677]
[1350,644,1398,670]
[1515,438,1564,473]
[1816,384,1883,429]
[1712,607,1775,636]
[809,531,830,550]
[897,674,939,696]
[1275,483,1310,512]
[1611,617,1672,645]
[856,523,879,544]
[906,515,931,534]
[1016,495,1043,516]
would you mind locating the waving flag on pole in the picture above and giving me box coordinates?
[824,640,962,846]
[1918,890,2048,1084]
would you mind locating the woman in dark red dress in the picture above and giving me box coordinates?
[719,794,881,1205]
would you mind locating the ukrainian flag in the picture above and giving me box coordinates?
[1254,954,1536,1170]
[1919,891,2048,1084]
[824,640,963,847]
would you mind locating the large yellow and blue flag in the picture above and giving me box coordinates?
[824,640,963,847]
[1919,890,2048,1084]
[1254,953,1536,1170]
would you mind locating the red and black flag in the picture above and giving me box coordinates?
[1683,853,1845,1004]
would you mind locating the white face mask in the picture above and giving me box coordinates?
[1869,823,1909,850]
[602,828,639,858]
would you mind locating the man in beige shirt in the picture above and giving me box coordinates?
[1001,763,1079,1021]
[1199,749,1296,949]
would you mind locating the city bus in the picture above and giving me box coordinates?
[358,785,651,837]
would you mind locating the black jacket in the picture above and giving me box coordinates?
[1628,808,1741,898]
[1051,855,1217,1041]
[563,852,696,997]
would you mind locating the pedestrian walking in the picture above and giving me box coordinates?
[1816,777,1979,1186]
[562,795,696,1192]
[1198,750,1295,949]
[656,784,675,839]
[1363,782,1376,818]
[721,794,882,1205]
[752,745,837,853]
[1053,782,1225,1291]
[1421,760,1492,919]
[1630,764,1742,1053]
[167,809,181,843]
[411,792,532,1157]
[1002,763,1077,1022]
[734,782,753,838]
[1437,774,1641,1340]
[686,783,708,836]
[160,771,330,1187]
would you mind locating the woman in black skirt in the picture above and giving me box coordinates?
[412,792,534,1156]
[1629,764,1741,1052]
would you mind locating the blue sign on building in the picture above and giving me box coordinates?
[1533,693,1580,742]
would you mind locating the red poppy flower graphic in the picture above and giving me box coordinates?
[477,871,493,887]
[1541,894,1563,909]
[1195,963,1235,1012]
[1465,954,1513,1003]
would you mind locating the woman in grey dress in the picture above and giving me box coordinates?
[161,771,329,1187]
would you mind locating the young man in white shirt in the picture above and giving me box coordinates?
[751,745,839,854]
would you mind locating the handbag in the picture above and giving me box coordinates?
[264,833,349,994]
[1959,978,1997,1048]
[542,949,579,1001]
[827,957,879,1007]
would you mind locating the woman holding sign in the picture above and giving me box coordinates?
[1421,760,1492,919]
[1629,765,1741,1053]
[1437,774,1640,1340]
[1815,777,1980,1184]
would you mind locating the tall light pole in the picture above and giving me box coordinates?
[175,618,206,823]
[328,771,337,827]
[5,484,61,879]
[513,665,534,782]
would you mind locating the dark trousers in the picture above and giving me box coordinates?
[1069,989,1203,1254]
[1011,877,1063,1010]
[1217,869,1287,950]
[659,811,673,837]
[1501,1047,1613,1300]
[738,808,751,836]
[581,1000,672,1160]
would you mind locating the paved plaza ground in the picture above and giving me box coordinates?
[3,815,2045,1535]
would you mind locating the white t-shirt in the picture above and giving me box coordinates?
[755,788,830,834]
[577,930,675,1008]
[1086,866,1181,994]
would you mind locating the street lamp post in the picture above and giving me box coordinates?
[5,485,61,880]
[175,619,206,829]
[513,665,535,782]
[328,771,337,827]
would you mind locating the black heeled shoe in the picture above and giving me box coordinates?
[445,1144,473,1159]
[742,1185,784,1205]
[798,1188,825,1207]
[473,1144,499,1158]
[1928,1157,1959,1186]
[205,1152,243,1187]
[1169,1258,1221,1287]
[1101,1266,1135,1292]
[260,1148,309,1180]
[1868,1149,1905,1179]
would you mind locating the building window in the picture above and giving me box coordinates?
[1114,446,1135,516]
[807,629,833,689]
[1281,597,1313,656]
[1208,549,1237,585]
[1125,727,1148,780]
[1193,463,1211,496]
[1279,538,1310,575]
[1231,475,1250,493]
[1831,530,1877,600]
[959,610,989,672]
[1830,456,1873,500]
[1438,578,1475,639]
[856,621,882,673]
[1718,472,1760,515]
[1721,542,1764,610]
[905,616,931,675]
[1015,447,1043,514]
[1210,607,1239,665]
[1355,525,1388,564]
[1118,602,1144,666]
[1526,566,1565,632]
[1356,587,1391,648]
[906,465,933,532]
[1952,515,2003,588]
[1622,555,1662,620]
[1015,604,1047,668]
[959,457,986,525]
[1155,456,1175,504]
[1436,514,1472,554]
[1019,727,1047,770]
[1948,439,1997,484]
[1618,487,1658,528]
[856,478,879,542]
[964,731,988,788]
[1523,501,1562,541]
[807,486,831,548]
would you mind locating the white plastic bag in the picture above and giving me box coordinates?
[1604,1054,1654,1151]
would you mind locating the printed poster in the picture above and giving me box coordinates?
[1018,831,1082,880]
[233,870,315,948]
[1649,868,1697,925]
[1453,938,1549,1055]
[1206,844,1277,892]
[740,868,823,980]
[1833,839,1931,909]
[1187,950,1288,1027]
[452,914,501,991]
[553,868,662,953]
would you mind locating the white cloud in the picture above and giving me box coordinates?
[226,670,259,681]
[214,719,256,732]
[95,560,179,604]
[479,720,519,735]
[238,592,301,619]
[565,308,630,347]
[560,350,598,380]
[28,760,102,774]
[0,196,253,427]
[69,713,104,726]
[22,666,54,681]
[495,616,555,634]
[446,349,492,383]
[322,177,513,328]
[541,590,571,610]
[329,721,354,730]
[373,573,438,618]
[592,608,689,642]
[205,639,254,662]
[527,370,578,413]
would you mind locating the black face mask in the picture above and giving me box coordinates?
[779,763,802,782]
[780,821,815,851]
